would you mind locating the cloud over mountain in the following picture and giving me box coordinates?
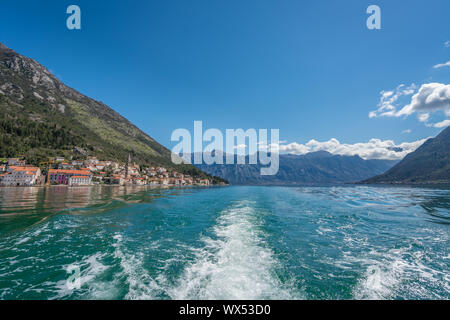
[427,119,450,128]
[277,138,428,161]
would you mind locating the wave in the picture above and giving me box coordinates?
[51,252,116,299]
[352,246,450,300]
[112,234,165,300]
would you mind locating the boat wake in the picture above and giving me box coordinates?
[109,201,300,300]
[166,201,300,300]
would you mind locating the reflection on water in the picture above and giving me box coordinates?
[0,186,194,233]
[0,187,40,210]
[1,184,449,233]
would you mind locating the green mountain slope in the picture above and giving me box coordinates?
[0,42,221,180]
[362,126,450,184]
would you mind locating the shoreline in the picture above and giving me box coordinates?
[0,184,228,189]
[2,183,449,191]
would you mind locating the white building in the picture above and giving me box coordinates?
[71,160,84,167]
[86,157,99,165]
[1,166,41,186]
[157,167,167,173]
[7,158,21,166]
[199,179,210,186]
[68,175,92,186]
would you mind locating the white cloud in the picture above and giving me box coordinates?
[369,83,450,127]
[277,138,428,161]
[401,129,411,134]
[233,144,247,150]
[445,40,450,48]
[426,119,450,128]
[369,84,416,118]
[433,61,450,69]
[417,113,430,122]
[396,83,450,116]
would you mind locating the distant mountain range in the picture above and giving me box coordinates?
[194,151,398,185]
[362,126,450,184]
[0,42,222,181]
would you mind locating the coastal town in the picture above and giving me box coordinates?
[0,154,214,187]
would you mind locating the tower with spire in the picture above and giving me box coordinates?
[125,154,131,179]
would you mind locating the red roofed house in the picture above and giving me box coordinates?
[1,166,41,186]
[48,169,92,185]
[110,174,124,185]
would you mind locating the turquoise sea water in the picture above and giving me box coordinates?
[0,185,448,300]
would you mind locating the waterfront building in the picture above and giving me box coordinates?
[48,169,92,185]
[68,175,92,186]
[199,179,210,186]
[0,166,41,186]
[110,175,124,185]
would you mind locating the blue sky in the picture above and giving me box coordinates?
[1,0,449,158]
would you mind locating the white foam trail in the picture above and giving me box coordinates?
[112,234,163,300]
[168,201,300,300]
[353,261,402,300]
[352,246,450,300]
[52,252,114,299]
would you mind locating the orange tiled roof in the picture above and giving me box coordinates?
[48,169,91,175]
[70,176,90,179]
[9,166,39,172]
